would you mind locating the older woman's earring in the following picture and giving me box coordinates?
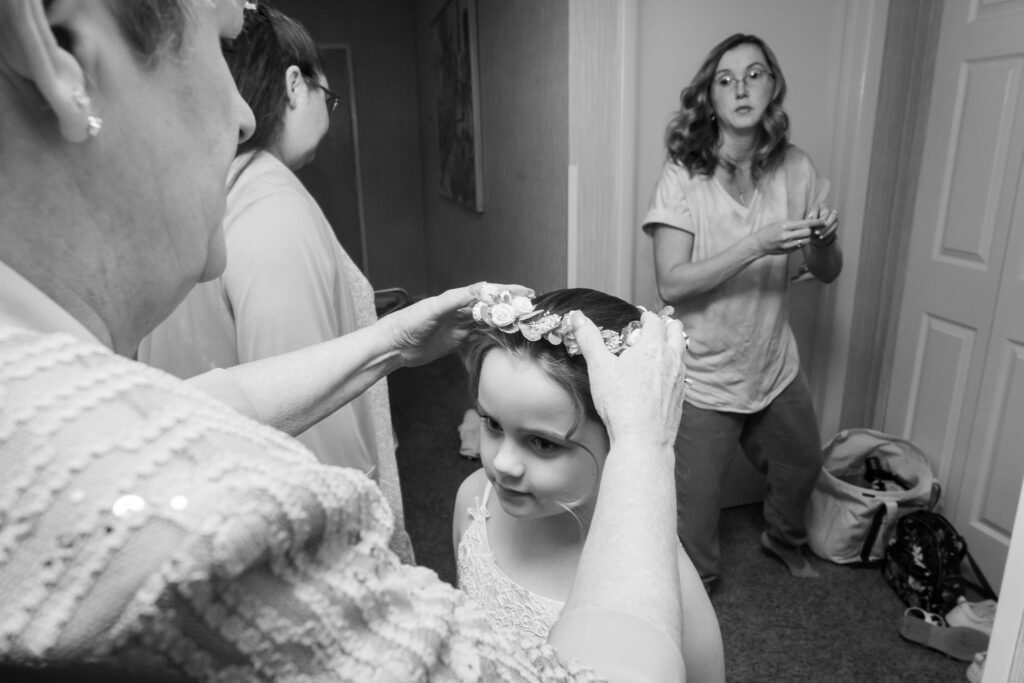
[86,116,103,137]
[70,87,102,138]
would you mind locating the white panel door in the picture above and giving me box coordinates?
[885,0,1024,588]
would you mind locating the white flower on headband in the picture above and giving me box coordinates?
[489,303,517,327]
[471,287,677,357]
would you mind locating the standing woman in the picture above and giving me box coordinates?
[642,33,842,588]
[139,5,413,561]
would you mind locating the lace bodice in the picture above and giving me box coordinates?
[457,483,565,642]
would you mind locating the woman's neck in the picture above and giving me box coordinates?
[718,133,757,168]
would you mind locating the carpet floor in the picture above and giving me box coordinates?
[388,354,971,683]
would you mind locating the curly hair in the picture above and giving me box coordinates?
[665,33,789,181]
[221,3,324,160]
[462,288,640,438]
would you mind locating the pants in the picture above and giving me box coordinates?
[674,373,823,584]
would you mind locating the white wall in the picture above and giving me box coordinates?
[630,0,886,437]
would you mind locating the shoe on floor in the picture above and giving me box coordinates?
[946,596,997,636]
[966,651,986,683]
[899,607,989,662]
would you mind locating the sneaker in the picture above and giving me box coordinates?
[966,651,986,683]
[898,607,989,662]
[946,596,998,637]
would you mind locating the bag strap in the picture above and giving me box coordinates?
[962,547,999,600]
[859,501,897,565]
[923,509,997,601]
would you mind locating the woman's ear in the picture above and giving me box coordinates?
[284,64,304,108]
[1,0,100,143]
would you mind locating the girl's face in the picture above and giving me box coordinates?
[710,43,775,136]
[477,350,609,521]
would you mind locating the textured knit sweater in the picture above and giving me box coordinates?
[0,324,600,680]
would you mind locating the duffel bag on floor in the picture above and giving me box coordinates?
[807,428,939,565]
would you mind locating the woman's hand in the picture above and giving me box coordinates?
[752,218,821,255]
[806,205,839,246]
[803,205,843,282]
[570,309,688,450]
[379,282,534,367]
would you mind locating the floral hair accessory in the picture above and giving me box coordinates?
[471,284,684,357]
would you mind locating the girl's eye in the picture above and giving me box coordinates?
[747,69,766,82]
[480,415,502,433]
[530,436,561,454]
[715,75,735,88]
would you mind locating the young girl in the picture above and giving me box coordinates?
[454,287,725,683]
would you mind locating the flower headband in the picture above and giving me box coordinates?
[471,285,683,357]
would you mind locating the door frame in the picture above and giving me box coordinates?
[837,0,945,431]
[567,0,637,298]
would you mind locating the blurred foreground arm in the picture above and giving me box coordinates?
[549,310,689,682]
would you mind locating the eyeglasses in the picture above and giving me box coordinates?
[304,76,341,113]
[713,66,774,92]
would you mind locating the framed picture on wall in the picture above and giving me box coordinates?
[432,0,483,212]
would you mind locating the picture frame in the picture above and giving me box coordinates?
[432,0,484,212]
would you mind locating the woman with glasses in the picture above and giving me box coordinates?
[641,33,843,589]
[138,4,415,563]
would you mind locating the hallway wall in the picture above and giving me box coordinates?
[415,0,570,294]
[286,0,429,294]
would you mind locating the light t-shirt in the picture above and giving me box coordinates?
[642,147,829,413]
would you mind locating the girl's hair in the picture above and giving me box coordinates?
[664,33,789,181]
[462,288,640,437]
[221,3,324,160]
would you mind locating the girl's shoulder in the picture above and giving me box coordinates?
[456,467,489,501]
[453,468,489,538]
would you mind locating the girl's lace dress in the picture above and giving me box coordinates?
[457,482,564,642]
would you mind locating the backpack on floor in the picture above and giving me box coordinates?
[883,510,998,615]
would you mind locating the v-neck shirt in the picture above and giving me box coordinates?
[642,147,830,412]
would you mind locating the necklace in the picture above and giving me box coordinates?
[718,158,754,205]
[725,172,753,205]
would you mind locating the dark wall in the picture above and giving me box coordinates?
[282,0,428,294]
[415,0,570,293]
